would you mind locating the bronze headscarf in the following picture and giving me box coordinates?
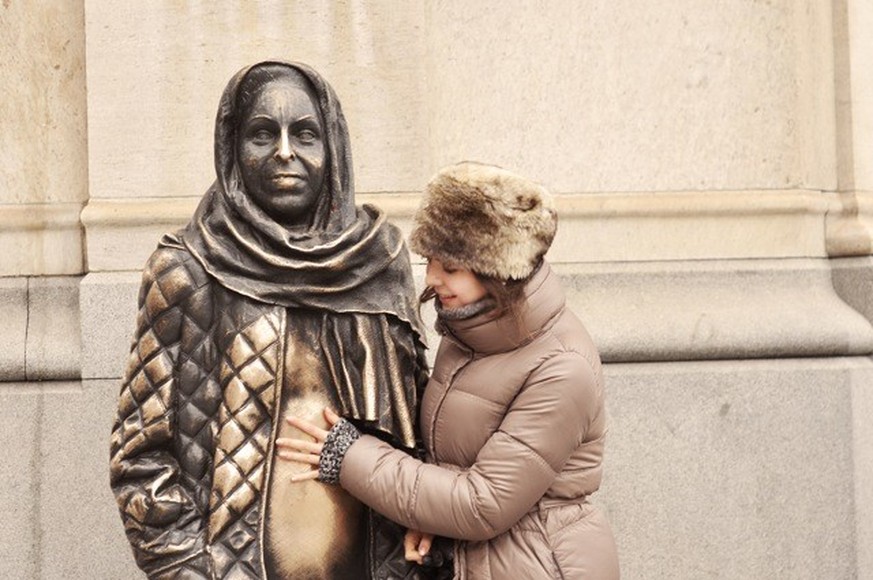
[180,60,424,340]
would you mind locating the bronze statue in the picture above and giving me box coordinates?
[110,61,427,579]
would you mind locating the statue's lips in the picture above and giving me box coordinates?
[270,173,305,187]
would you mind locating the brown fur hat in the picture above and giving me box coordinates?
[410,162,557,280]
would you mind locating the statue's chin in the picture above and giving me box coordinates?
[255,201,314,229]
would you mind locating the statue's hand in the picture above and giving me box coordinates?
[403,529,434,565]
[276,407,341,482]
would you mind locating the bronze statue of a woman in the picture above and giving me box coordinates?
[110,61,427,579]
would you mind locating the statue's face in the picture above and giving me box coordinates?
[237,76,327,227]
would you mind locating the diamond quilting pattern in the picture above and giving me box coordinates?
[237,358,274,393]
[208,309,281,541]
[156,259,197,305]
[111,247,220,578]
[210,504,262,579]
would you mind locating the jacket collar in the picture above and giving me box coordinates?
[442,262,565,355]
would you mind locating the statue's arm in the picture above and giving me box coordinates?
[109,247,213,579]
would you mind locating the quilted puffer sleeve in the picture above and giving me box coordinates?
[109,245,214,579]
[339,351,601,542]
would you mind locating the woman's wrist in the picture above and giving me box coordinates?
[318,418,361,484]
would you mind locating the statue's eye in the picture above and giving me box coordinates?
[252,129,274,143]
[297,129,318,143]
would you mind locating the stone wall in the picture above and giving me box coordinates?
[2,1,872,578]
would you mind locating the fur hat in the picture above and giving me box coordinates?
[410,162,557,280]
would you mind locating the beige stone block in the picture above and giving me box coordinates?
[851,359,873,580]
[84,1,428,198]
[26,276,81,380]
[832,255,873,323]
[0,277,27,380]
[843,0,873,191]
[826,190,873,257]
[84,1,836,198]
[601,358,869,579]
[422,0,835,192]
[792,0,838,190]
[0,203,84,276]
[0,1,87,205]
[79,271,140,380]
[40,380,144,579]
[0,275,81,381]
[557,258,873,362]
[0,386,39,579]
[80,197,197,273]
[0,381,148,579]
[547,190,828,263]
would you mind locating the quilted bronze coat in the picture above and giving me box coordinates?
[110,61,428,579]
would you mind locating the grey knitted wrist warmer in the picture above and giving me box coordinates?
[318,418,361,484]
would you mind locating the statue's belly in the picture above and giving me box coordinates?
[264,391,366,579]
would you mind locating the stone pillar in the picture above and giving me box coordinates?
[0,0,86,382]
[828,1,873,576]
[0,1,90,578]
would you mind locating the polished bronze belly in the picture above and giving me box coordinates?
[263,374,367,579]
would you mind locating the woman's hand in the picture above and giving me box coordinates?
[403,529,434,565]
[276,407,342,482]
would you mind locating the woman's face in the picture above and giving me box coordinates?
[237,76,327,227]
[425,258,489,309]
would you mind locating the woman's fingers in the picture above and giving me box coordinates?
[285,415,329,442]
[278,409,345,479]
[324,407,342,426]
[290,469,320,483]
[418,533,434,556]
[404,530,424,564]
[276,450,319,465]
[275,437,323,454]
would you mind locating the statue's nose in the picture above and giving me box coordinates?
[276,130,294,161]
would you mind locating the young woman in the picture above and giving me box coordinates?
[278,161,620,579]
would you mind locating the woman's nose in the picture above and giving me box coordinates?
[276,130,294,161]
[424,262,440,287]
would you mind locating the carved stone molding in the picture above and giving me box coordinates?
[0,276,81,381]
[0,203,85,276]
[555,259,873,362]
[825,190,873,257]
[81,257,873,381]
[82,189,833,272]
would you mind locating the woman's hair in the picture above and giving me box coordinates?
[419,262,536,322]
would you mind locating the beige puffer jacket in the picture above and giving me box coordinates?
[341,262,620,579]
